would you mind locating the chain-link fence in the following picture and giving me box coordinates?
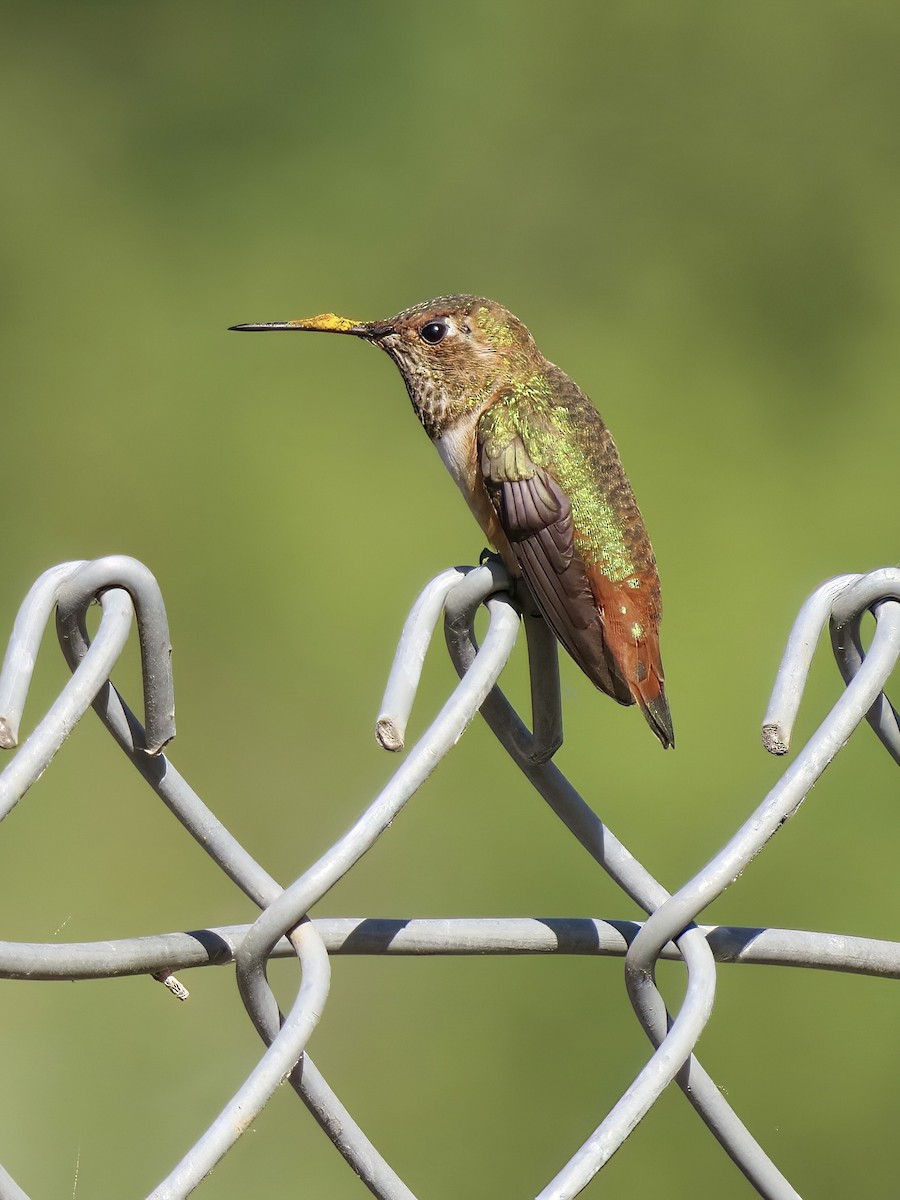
[1,556,898,1200]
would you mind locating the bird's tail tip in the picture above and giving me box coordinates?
[622,643,674,749]
[641,690,675,749]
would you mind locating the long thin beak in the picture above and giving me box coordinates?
[228,312,392,339]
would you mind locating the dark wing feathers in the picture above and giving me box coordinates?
[479,427,631,705]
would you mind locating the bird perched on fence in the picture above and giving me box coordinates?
[231,296,673,748]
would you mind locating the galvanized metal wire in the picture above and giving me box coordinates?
[0,555,898,1200]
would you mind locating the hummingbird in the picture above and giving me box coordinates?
[230,297,674,748]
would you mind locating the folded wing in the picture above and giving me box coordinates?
[479,420,633,706]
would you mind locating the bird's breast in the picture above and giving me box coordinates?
[433,419,478,493]
[433,419,518,571]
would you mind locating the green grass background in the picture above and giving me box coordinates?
[2,3,899,1196]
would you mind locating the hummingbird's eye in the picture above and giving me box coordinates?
[420,319,450,345]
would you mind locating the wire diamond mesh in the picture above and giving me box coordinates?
[0,555,898,1200]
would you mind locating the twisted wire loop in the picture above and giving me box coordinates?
[0,560,898,1200]
[0,556,177,821]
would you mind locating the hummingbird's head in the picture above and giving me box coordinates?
[230,295,541,439]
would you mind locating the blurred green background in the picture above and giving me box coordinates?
[2,2,899,1197]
